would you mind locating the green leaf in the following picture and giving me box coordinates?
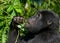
[2,27,8,43]
[15,9,22,13]
[7,5,13,12]
[0,10,3,15]
[15,8,24,16]
[51,2,55,6]
[10,10,16,19]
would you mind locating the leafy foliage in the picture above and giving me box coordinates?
[0,0,60,43]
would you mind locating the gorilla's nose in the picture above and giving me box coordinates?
[28,18,34,24]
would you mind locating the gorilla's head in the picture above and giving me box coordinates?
[25,10,59,33]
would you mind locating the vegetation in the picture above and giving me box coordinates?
[0,0,60,43]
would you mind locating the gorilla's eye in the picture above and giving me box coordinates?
[37,14,40,17]
[37,14,41,18]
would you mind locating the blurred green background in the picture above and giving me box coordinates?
[0,0,60,43]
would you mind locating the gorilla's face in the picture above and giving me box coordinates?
[25,10,59,33]
[25,11,48,33]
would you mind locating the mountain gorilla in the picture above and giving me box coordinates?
[7,10,60,43]
[25,10,60,43]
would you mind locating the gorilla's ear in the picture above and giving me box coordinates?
[47,19,52,25]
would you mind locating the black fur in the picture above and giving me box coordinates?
[7,16,25,43]
[7,10,60,43]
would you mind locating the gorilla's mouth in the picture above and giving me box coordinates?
[26,21,36,27]
[25,22,31,28]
